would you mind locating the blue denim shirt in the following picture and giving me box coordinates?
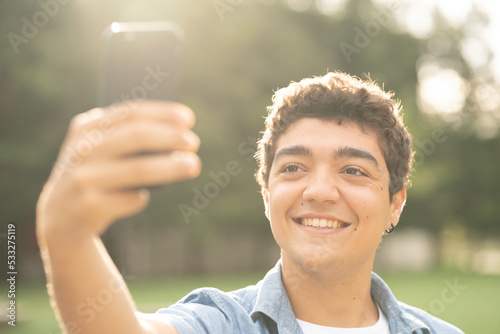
[156,261,463,334]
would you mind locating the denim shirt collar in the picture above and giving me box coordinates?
[250,260,301,333]
[250,260,429,334]
[370,271,430,334]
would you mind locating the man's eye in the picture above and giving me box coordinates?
[345,167,366,176]
[281,164,302,173]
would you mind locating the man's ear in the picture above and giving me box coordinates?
[262,188,270,221]
[388,185,407,230]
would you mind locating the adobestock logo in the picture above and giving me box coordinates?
[108,65,171,103]
[7,0,73,54]
[179,160,243,223]
[178,136,257,223]
[62,275,130,334]
[212,0,278,21]
[413,128,448,168]
[425,278,467,315]
[213,0,244,21]
[340,4,397,64]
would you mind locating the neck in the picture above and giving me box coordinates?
[281,254,379,328]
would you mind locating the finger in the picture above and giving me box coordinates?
[99,189,151,228]
[69,121,200,162]
[66,100,196,142]
[76,188,151,234]
[104,100,196,128]
[81,151,202,190]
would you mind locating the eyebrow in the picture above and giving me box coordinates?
[274,144,381,169]
[334,146,380,169]
[274,145,312,161]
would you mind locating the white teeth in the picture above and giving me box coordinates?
[301,218,346,229]
[310,218,320,227]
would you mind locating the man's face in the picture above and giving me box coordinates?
[263,118,406,273]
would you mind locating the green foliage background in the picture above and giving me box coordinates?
[1,0,499,279]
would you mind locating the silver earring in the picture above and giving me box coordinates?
[385,223,396,234]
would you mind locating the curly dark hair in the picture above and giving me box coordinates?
[255,71,414,199]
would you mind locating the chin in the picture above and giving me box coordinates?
[285,246,347,274]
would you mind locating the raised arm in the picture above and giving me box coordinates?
[36,100,201,334]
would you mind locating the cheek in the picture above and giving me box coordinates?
[268,179,301,205]
[268,186,290,220]
[267,187,291,248]
[267,182,305,232]
[343,187,390,228]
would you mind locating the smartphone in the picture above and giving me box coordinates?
[98,21,184,107]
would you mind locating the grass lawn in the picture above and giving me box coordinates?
[4,270,498,333]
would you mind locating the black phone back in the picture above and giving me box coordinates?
[99,21,183,107]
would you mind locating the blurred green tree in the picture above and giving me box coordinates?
[1,0,498,278]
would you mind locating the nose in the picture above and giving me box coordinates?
[302,167,340,203]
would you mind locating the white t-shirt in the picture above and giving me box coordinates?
[296,305,390,334]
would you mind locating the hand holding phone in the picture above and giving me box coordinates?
[37,102,200,334]
[36,22,198,334]
[98,21,188,168]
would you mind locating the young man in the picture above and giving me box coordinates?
[37,72,463,333]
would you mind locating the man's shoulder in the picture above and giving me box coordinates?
[171,282,260,313]
[371,272,464,333]
[155,282,270,334]
[397,301,464,334]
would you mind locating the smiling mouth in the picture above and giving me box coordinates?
[296,218,351,229]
